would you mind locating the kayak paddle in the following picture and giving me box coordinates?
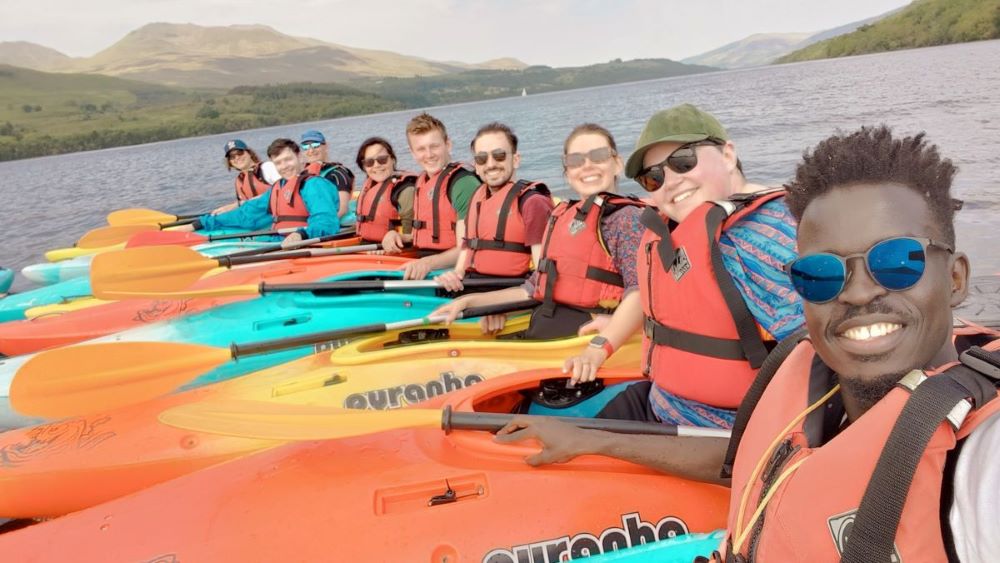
[91,243,381,298]
[77,225,159,249]
[96,276,525,300]
[9,299,540,418]
[107,208,201,227]
[159,400,733,441]
[123,226,348,249]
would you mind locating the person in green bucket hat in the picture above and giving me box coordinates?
[493,104,803,474]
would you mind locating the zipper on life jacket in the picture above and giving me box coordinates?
[747,439,800,561]
[643,241,655,376]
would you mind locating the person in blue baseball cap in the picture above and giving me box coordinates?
[300,129,355,220]
[212,139,281,214]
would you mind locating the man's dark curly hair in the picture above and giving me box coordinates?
[786,125,958,245]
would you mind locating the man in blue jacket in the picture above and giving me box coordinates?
[184,138,340,248]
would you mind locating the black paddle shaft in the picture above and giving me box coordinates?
[442,406,685,436]
[229,299,539,358]
[259,277,526,294]
[221,230,358,259]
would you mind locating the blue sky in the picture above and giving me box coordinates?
[2,0,911,66]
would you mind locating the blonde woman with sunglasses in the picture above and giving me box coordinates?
[433,122,647,340]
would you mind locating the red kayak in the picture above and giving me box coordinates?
[0,368,729,561]
[0,253,411,356]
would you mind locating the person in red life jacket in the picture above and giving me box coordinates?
[391,113,482,279]
[435,122,554,292]
[432,123,648,339]
[180,138,340,249]
[715,126,1000,562]
[211,139,280,214]
[354,136,418,245]
[491,105,803,468]
[299,130,355,219]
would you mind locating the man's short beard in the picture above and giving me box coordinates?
[839,370,909,415]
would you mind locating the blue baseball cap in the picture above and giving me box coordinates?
[300,130,326,145]
[224,139,249,156]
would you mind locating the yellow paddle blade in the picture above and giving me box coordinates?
[107,208,178,227]
[91,245,219,298]
[77,225,158,249]
[44,242,126,262]
[10,342,232,418]
[159,400,442,441]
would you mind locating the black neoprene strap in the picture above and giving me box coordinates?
[705,206,770,369]
[720,329,809,479]
[361,178,395,223]
[639,206,676,271]
[841,347,1000,563]
[429,163,459,243]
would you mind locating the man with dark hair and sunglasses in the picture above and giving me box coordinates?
[434,122,554,292]
[494,104,802,462]
[299,130,356,220]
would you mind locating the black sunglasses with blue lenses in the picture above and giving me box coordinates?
[784,236,954,304]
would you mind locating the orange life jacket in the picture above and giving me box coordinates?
[268,171,315,230]
[722,337,1000,563]
[637,189,785,409]
[464,180,550,277]
[234,166,271,202]
[356,173,417,243]
[412,162,476,250]
[532,193,646,314]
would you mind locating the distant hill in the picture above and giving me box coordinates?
[0,41,73,70]
[362,58,718,107]
[778,0,1000,63]
[0,64,401,161]
[15,23,529,88]
[683,8,902,68]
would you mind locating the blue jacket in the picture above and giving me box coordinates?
[199,176,341,239]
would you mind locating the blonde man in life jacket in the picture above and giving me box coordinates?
[390,113,482,279]
[434,122,554,292]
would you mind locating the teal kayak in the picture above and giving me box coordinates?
[0,276,450,426]
[0,240,294,324]
[581,530,724,562]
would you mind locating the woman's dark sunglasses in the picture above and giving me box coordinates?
[563,147,616,169]
[473,149,509,165]
[633,139,723,192]
[226,149,246,160]
[784,236,954,304]
[362,154,391,168]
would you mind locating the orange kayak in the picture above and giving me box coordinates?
[0,249,410,356]
[0,368,729,561]
[0,323,644,518]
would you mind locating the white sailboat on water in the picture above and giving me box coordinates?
[521,88,527,97]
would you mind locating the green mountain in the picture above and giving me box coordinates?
[0,65,401,161]
[777,0,1000,63]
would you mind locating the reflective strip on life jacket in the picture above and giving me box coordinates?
[639,189,783,409]
[464,179,550,277]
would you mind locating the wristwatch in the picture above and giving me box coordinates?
[589,335,615,357]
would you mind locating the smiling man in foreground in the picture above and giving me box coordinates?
[719,126,1000,561]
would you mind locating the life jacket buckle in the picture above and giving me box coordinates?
[897,370,973,429]
[959,346,1000,382]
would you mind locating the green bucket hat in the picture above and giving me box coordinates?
[625,104,729,178]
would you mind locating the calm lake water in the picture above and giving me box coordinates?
[2,40,998,291]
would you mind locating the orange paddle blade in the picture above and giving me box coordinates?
[77,225,158,249]
[91,245,220,298]
[10,342,232,418]
[107,208,178,227]
[159,400,441,441]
